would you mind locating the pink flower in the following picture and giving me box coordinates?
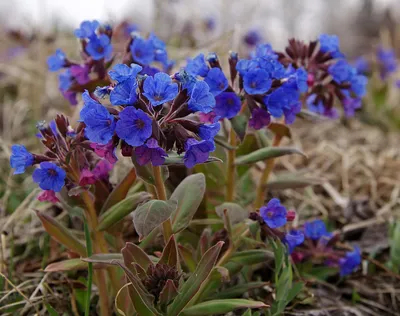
[37,190,60,203]
[79,169,97,186]
[90,141,118,164]
[92,160,113,180]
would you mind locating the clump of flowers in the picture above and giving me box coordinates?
[292,219,361,276]
[47,20,173,105]
[275,34,368,118]
[80,63,220,168]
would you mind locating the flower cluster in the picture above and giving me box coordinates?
[250,198,305,253]
[80,63,220,168]
[10,115,114,200]
[376,46,397,80]
[183,48,306,131]
[276,34,368,118]
[291,219,361,277]
[47,20,173,105]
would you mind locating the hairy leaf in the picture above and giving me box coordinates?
[215,202,248,227]
[131,154,169,185]
[164,152,222,166]
[235,147,306,165]
[44,259,87,272]
[181,299,268,315]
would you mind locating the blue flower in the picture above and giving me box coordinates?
[251,43,277,59]
[328,60,355,83]
[135,138,168,166]
[148,33,166,50]
[290,67,308,93]
[284,230,305,253]
[184,138,215,168]
[351,75,368,97]
[185,54,209,77]
[249,107,271,130]
[260,198,287,228]
[94,86,111,99]
[204,68,228,96]
[199,123,220,140]
[236,59,258,76]
[377,47,397,79]
[339,246,361,276]
[264,84,300,122]
[143,72,179,106]
[175,70,197,93]
[10,145,34,174]
[130,37,155,65]
[257,58,286,79]
[214,92,241,119]
[244,29,263,46]
[58,69,72,92]
[353,56,369,74]
[319,34,340,54]
[86,34,112,60]
[188,81,216,113]
[303,219,331,240]
[74,20,99,39]
[108,63,142,83]
[243,69,272,95]
[116,107,152,146]
[80,91,116,144]
[47,49,66,72]
[307,95,338,119]
[110,78,138,106]
[283,101,302,124]
[32,162,66,192]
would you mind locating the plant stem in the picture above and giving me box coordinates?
[226,127,237,202]
[254,135,283,209]
[84,222,93,316]
[152,165,173,242]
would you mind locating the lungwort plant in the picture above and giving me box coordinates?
[10,21,366,315]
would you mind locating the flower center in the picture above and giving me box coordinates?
[135,119,145,129]
[267,211,274,218]
[154,94,163,101]
[47,169,57,177]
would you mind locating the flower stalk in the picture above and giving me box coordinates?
[226,127,237,202]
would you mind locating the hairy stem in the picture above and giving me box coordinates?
[254,135,283,209]
[152,165,173,242]
[226,127,237,202]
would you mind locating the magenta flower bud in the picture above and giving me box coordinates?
[286,210,296,221]
[79,169,97,186]
[37,190,60,203]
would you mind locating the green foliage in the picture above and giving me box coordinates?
[388,221,400,273]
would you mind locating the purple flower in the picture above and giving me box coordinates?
[328,60,355,83]
[243,69,272,95]
[303,219,331,240]
[47,49,66,72]
[116,107,152,146]
[185,54,209,77]
[204,68,228,96]
[62,91,78,106]
[284,230,305,253]
[188,81,216,113]
[260,198,287,228]
[343,97,362,117]
[32,162,66,192]
[283,101,302,124]
[135,138,168,166]
[79,169,97,186]
[58,69,73,92]
[80,91,116,144]
[244,29,263,46]
[37,190,59,203]
[199,123,220,140]
[339,246,361,276]
[184,138,215,168]
[307,96,339,119]
[10,145,34,174]
[214,92,241,119]
[110,77,138,106]
[249,107,271,130]
[130,37,155,65]
[108,63,143,83]
[86,34,112,60]
[70,65,90,85]
[74,20,99,39]
[92,160,113,180]
[90,141,118,164]
[143,72,179,106]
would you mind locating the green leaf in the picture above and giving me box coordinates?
[297,109,327,121]
[266,175,320,190]
[389,221,400,272]
[133,199,178,240]
[178,245,197,272]
[131,154,169,185]
[286,282,304,304]
[44,259,87,272]
[230,114,248,142]
[214,135,238,150]
[181,299,268,315]
[122,242,153,272]
[167,242,224,316]
[215,202,249,227]
[159,235,179,267]
[159,279,179,307]
[210,282,268,299]
[98,192,151,231]
[83,221,93,316]
[101,168,137,213]
[229,249,274,266]
[44,303,60,316]
[171,173,206,234]
[235,147,306,165]
[36,211,86,256]
[163,152,222,166]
